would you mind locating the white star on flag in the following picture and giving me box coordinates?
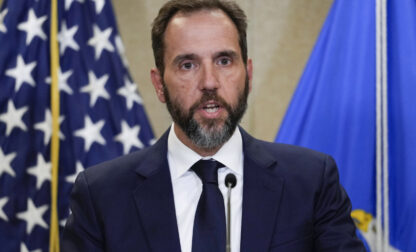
[115,121,144,154]
[5,55,37,92]
[0,100,28,136]
[80,71,110,107]
[20,243,42,252]
[0,8,8,33]
[58,21,79,55]
[0,149,16,178]
[45,68,74,95]
[149,138,158,145]
[115,35,128,67]
[74,116,106,151]
[65,161,84,184]
[117,76,143,110]
[17,9,47,45]
[0,197,9,221]
[92,0,105,14]
[65,0,84,11]
[26,154,51,190]
[59,218,67,228]
[87,25,114,60]
[34,109,65,145]
[16,199,48,235]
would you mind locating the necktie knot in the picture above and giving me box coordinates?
[191,159,223,185]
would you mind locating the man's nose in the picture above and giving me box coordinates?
[199,63,220,91]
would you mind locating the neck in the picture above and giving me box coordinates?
[173,124,223,157]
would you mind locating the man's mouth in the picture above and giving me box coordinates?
[203,103,220,113]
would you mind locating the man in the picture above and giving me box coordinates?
[62,0,365,251]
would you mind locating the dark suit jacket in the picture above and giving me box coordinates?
[62,128,365,252]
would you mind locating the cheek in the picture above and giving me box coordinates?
[165,71,200,94]
[167,84,200,109]
[164,75,189,98]
[221,73,246,98]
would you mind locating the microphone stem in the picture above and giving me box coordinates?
[226,183,232,252]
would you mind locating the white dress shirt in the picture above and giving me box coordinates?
[167,123,244,252]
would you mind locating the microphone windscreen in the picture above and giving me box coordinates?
[225,173,237,188]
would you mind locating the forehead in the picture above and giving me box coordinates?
[168,8,235,28]
[163,9,240,58]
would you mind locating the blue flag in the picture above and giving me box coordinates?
[387,0,416,251]
[276,0,415,251]
[0,0,154,251]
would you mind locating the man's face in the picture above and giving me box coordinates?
[151,9,252,152]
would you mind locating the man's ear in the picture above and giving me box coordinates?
[246,58,253,92]
[150,68,166,103]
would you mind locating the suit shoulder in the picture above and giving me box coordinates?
[250,140,340,195]
[81,146,153,188]
[248,138,336,179]
[255,138,329,162]
[241,129,332,172]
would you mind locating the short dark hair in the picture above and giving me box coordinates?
[151,0,248,75]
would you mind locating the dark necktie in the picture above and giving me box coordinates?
[191,159,226,252]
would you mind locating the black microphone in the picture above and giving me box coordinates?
[225,173,237,252]
[225,173,237,188]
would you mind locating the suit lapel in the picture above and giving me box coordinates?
[240,129,285,252]
[132,129,182,252]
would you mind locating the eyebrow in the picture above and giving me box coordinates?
[213,50,239,60]
[172,53,198,66]
[171,50,240,66]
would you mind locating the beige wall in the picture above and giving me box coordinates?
[113,0,333,141]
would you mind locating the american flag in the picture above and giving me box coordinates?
[0,0,154,251]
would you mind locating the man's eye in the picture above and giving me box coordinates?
[181,62,194,70]
[218,57,231,66]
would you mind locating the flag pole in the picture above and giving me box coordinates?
[375,0,383,249]
[381,0,390,250]
[49,0,61,250]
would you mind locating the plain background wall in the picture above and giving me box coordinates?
[0,0,333,141]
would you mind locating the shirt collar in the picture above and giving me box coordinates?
[168,123,243,180]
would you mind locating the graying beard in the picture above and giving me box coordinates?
[185,117,233,150]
